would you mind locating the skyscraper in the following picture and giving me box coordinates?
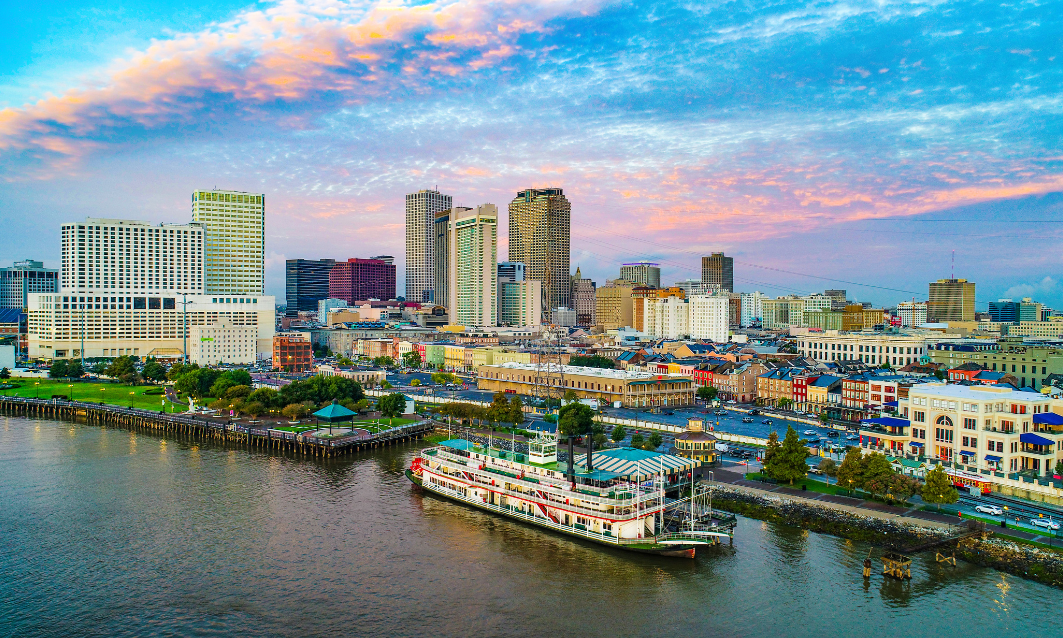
[497,261,526,322]
[928,278,976,322]
[620,261,661,289]
[328,258,397,304]
[447,205,497,326]
[406,189,452,304]
[701,252,733,293]
[508,188,571,316]
[192,190,265,294]
[1,260,58,309]
[571,266,596,327]
[285,259,335,312]
[433,207,470,311]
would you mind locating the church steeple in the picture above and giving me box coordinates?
[575,265,581,280]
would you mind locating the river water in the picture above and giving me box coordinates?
[0,416,1054,638]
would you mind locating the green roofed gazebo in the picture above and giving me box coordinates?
[314,401,357,434]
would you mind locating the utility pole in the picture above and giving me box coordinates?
[182,293,189,365]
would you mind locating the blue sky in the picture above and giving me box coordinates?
[2,0,1061,309]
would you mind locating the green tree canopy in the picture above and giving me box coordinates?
[507,396,525,425]
[921,465,959,509]
[277,374,365,406]
[770,425,808,484]
[762,430,781,475]
[105,355,137,380]
[247,387,280,408]
[378,393,407,418]
[888,473,920,503]
[568,354,615,369]
[373,356,395,368]
[557,402,595,438]
[49,359,69,379]
[142,358,166,383]
[696,386,718,401]
[563,389,580,404]
[836,447,865,492]
[402,351,422,369]
[629,433,645,448]
[0,367,9,380]
[67,361,84,379]
[611,424,627,443]
[818,458,837,477]
[860,452,895,498]
[223,384,253,400]
[647,432,664,450]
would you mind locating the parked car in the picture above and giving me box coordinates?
[826,431,840,438]
[1031,518,1061,531]
[762,419,773,425]
[742,416,754,423]
[808,466,824,475]
[749,409,761,415]
[974,504,1003,516]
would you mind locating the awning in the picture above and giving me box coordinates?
[909,441,924,447]
[1020,432,1055,446]
[959,450,976,457]
[1033,412,1063,426]
[985,455,1002,462]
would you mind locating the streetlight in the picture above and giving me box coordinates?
[100,387,106,404]
[129,391,134,409]
[68,384,74,402]
[34,382,39,399]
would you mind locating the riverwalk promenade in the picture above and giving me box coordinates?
[0,396,434,458]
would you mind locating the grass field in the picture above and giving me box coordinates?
[0,378,179,412]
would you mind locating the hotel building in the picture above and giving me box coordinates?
[406,189,452,303]
[446,205,498,327]
[477,362,695,408]
[192,190,265,294]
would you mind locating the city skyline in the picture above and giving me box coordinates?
[2,0,1062,307]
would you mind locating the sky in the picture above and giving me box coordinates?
[2,0,1062,310]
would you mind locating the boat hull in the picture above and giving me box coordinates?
[405,469,703,558]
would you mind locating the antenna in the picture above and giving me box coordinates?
[951,250,955,279]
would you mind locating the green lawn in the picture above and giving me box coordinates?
[744,472,879,499]
[0,378,179,412]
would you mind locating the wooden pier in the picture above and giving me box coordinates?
[0,396,435,458]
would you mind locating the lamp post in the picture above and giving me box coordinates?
[68,384,74,402]
[100,387,105,404]
[129,391,134,409]
[34,381,39,399]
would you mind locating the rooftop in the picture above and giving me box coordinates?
[907,383,1050,402]
[490,361,682,380]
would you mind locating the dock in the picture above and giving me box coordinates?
[0,396,434,457]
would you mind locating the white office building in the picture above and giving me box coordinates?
[61,219,204,294]
[499,280,542,327]
[898,301,929,327]
[406,189,452,303]
[188,322,259,365]
[795,331,929,367]
[446,205,497,327]
[192,189,265,294]
[740,291,765,327]
[688,294,730,342]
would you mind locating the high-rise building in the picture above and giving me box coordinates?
[446,205,497,327]
[497,261,526,323]
[897,301,928,327]
[928,278,976,322]
[690,295,730,342]
[192,190,265,294]
[406,189,452,303]
[434,207,470,310]
[824,289,847,310]
[571,266,596,327]
[595,279,634,330]
[285,259,335,312]
[632,286,685,332]
[701,252,733,293]
[551,306,576,327]
[508,188,571,315]
[1,260,58,309]
[739,291,765,327]
[328,258,396,304]
[499,280,541,327]
[619,261,661,289]
[61,218,204,295]
[674,278,716,296]
[988,298,1043,323]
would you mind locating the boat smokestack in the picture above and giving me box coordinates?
[586,432,594,472]
[567,435,575,483]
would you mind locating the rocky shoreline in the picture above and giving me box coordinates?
[709,485,1063,589]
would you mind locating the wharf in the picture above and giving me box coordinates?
[0,396,434,457]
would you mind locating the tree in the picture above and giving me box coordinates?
[630,433,645,448]
[402,351,422,369]
[860,452,894,498]
[91,361,108,375]
[224,385,253,400]
[836,447,864,494]
[49,359,69,379]
[105,355,137,380]
[762,431,781,476]
[777,398,793,411]
[647,432,664,450]
[507,396,525,426]
[378,393,407,420]
[819,412,830,425]
[373,356,395,368]
[889,473,920,504]
[281,403,310,420]
[0,367,9,380]
[563,389,580,405]
[771,425,809,485]
[921,465,959,510]
[1055,459,1063,477]
[557,403,595,438]
[696,386,718,402]
[244,401,265,419]
[337,356,354,366]
[226,369,252,387]
[487,392,511,427]
[818,458,837,477]
[142,358,166,384]
[67,361,84,379]
[247,387,280,409]
[167,362,194,381]
[611,424,627,443]
[209,377,236,398]
[410,378,421,386]
[593,433,609,449]
[568,354,615,369]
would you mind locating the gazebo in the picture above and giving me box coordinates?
[313,401,357,434]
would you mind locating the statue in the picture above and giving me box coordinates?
[187,396,196,413]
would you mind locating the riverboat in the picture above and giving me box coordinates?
[406,432,734,558]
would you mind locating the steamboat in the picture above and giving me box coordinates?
[406,432,735,558]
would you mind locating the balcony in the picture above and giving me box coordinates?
[983,426,1015,434]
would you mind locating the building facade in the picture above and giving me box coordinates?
[689,295,730,342]
[595,280,634,331]
[897,301,928,327]
[739,291,765,327]
[328,258,397,304]
[285,259,335,312]
[61,218,205,295]
[619,261,661,289]
[928,278,976,322]
[0,260,58,309]
[499,280,542,327]
[571,267,596,327]
[192,190,265,294]
[477,362,695,408]
[447,205,498,327]
[406,189,452,303]
[795,332,929,367]
[701,252,733,293]
[508,188,571,313]
[188,322,258,365]
[273,332,313,372]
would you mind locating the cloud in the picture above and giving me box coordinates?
[1004,277,1058,301]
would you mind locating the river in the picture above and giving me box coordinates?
[0,416,1054,638]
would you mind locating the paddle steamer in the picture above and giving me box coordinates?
[406,432,734,558]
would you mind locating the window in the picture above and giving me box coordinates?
[133,297,146,309]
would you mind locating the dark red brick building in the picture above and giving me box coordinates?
[328,258,396,304]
